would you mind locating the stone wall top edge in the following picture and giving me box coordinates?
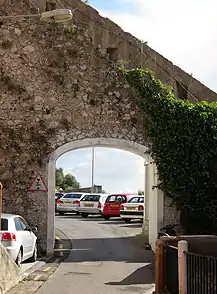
[72,0,217,98]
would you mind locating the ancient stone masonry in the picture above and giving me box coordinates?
[0,0,216,252]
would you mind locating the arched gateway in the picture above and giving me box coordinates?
[0,0,216,254]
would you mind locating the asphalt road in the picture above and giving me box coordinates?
[36,215,155,294]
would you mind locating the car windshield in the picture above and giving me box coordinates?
[81,195,101,202]
[1,218,8,230]
[63,193,83,199]
[128,197,144,203]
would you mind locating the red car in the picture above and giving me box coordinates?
[101,193,135,220]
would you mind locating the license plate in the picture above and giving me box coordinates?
[128,207,136,210]
[64,201,72,204]
[111,204,119,207]
[84,204,94,207]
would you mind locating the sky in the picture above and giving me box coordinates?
[57,148,145,193]
[57,0,217,193]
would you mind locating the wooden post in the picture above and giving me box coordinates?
[155,238,164,294]
[0,182,3,230]
[178,240,188,294]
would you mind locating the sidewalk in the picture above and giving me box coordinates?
[7,229,71,294]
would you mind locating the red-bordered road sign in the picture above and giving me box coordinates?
[28,173,48,192]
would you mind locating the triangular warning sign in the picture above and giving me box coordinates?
[28,173,48,192]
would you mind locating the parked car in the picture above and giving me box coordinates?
[56,192,88,215]
[101,193,135,220]
[78,194,106,218]
[98,194,109,214]
[120,196,144,223]
[0,213,37,267]
[55,192,65,212]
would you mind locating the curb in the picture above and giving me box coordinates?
[145,285,155,294]
[21,261,46,279]
[55,228,73,248]
[24,231,72,282]
[54,228,73,259]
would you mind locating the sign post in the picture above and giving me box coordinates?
[0,182,3,230]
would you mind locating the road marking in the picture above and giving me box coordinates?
[43,267,52,272]
[54,248,71,252]
[33,275,42,281]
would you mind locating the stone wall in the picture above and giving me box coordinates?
[0,0,217,253]
[0,16,148,252]
[0,243,22,294]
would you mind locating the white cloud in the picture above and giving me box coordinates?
[97,0,217,92]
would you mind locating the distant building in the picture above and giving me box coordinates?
[69,185,103,193]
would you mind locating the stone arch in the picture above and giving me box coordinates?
[47,138,151,254]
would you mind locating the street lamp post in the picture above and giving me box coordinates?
[91,148,95,193]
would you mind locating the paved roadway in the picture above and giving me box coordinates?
[36,214,155,294]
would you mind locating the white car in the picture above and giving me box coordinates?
[78,194,106,218]
[0,213,37,267]
[56,192,89,215]
[120,196,144,223]
[98,194,109,214]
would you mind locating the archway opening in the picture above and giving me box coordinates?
[47,138,151,254]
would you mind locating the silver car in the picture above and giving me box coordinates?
[0,213,37,267]
[56,192,89,215]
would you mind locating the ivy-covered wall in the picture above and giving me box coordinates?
[123,68,217,234]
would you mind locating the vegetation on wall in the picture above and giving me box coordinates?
[56,168,80,191]
[122,68,217,234]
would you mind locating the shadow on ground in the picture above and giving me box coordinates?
[58,235,154,263]
[105,263,155,285]
[54,216,155,287]
[56,236,155,286]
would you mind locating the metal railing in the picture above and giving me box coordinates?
[186,251,217,294]
[164,245,179,294]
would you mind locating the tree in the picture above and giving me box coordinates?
[55,168,64,188]
[55,168,80,191]
[63,174,80,190]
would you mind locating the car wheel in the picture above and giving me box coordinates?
[124,218,131,223]
[29,244,37,263]
[16,249,22,268]
[104,216,110,221]
[59,212,65,216]
[81,213,88,218]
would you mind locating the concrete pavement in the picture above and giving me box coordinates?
[36,215,155,294]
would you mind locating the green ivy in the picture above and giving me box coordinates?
[123,68,217,234]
